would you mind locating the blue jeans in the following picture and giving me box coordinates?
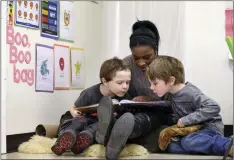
[167,128,232,155]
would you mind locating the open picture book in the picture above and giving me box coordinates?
[76,99,171,114]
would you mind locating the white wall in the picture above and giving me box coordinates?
[102,1,233,124]
[1,1,7,153]
[101,1,185,60]
[183,1,233,124]
[4,1,103,135]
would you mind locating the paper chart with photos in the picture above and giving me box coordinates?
[15,0,40,28]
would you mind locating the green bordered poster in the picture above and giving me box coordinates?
[59,1,75,43]
[70,47,85,90]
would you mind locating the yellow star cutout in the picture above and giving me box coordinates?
[74,61,81,75]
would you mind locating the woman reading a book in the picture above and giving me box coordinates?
[122,20,172,153]
[124,20,162,102]
[93,22,173,159]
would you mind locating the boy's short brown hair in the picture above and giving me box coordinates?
[99,57,131,82]
[147,55,185,84]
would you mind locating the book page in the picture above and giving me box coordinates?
[119,99,169,107]
[120,99,138,104]
[112,99,120,105]
[120,99,167,104]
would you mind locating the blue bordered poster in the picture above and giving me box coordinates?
[35,44,54,93]
[15,0,40,29]
[40,0,59,40]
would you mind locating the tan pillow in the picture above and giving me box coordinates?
[158,124,201,151]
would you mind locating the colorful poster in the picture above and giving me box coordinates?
[15,0,40,29]
[225,9,233,37]
[59,1,75,42]
[70,48,85,89]
[7,1,14,26]
[54,44,70,90]
[35,44,54,92]
[225,9,233,59]
[41,0,59,40]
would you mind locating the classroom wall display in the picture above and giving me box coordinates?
[7,1,14,26]
[15,0,40,29]
[41,0,59,40]
[6,25,34,86]
[35,44,54,92]
[70,47,85,89]
[54,44,70,90]
[59,1,75,42]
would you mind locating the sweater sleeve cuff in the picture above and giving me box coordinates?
[180,116,191,126]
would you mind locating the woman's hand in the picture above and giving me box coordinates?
[132,96,152,102]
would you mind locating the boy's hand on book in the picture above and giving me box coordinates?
[71,109,84,118]
[132,96,152,102]
[177,119,185,128]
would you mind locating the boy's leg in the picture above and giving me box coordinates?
[128,113,152,139]
[166,140,187,154]
[106,112,135,160]
[51,117,88,155]
[129,112,163,139]
[128,125,169,153]
[51,129,76,156]
[52,118,76,156]
[56,111,73,137]
[71,122,98,154]
[180,129,232,156]
[127,111,172,153]
[223,136,233,160]
[95,96,115,145]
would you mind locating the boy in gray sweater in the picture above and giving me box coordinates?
[147,55,233,159]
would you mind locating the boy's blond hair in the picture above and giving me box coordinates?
[147,55,185,84]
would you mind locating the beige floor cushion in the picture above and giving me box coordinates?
[18,135,148,157]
